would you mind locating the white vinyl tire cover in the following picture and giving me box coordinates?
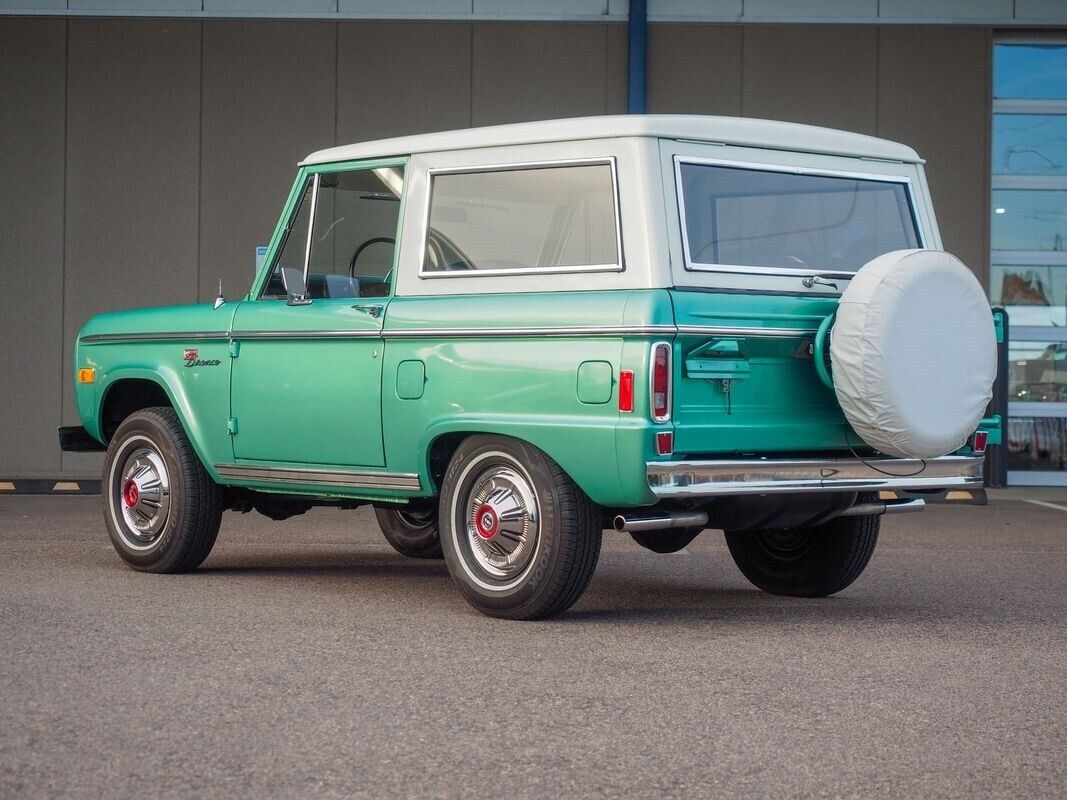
[830,249,997,459]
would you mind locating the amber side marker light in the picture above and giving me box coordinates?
[78,368,95,384]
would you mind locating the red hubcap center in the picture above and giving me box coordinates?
[474,503,499,540]
[122,479,139,509]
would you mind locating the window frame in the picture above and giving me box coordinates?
[251,157,409,301]
[672,155,927,279]
[418,156,625,279]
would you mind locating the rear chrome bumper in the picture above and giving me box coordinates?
[647,455,984,498]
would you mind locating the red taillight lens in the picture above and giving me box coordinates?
[972,430,989,455]
[656,431,673,456]
[651,342,671,422]
[619,369,634,413]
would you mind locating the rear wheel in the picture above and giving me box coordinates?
[724,505,880,597]
[374,505,443,559]
[439,435,602,620]
[103,407,222,573]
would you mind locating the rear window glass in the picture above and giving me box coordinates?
[422,162,620,275]
[678,162,921,274]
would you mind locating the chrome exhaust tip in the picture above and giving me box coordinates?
[838,498,926,517]
[613,510,709,533]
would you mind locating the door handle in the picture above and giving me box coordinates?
[352,304,384,319]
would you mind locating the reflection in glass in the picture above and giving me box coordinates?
[993,115,1067,175]
[424,164,618,272]
[995,44,1067,100]
[1008,340,1067,402]
[992,265,1067,326]
[991,190,1067,251]
[1007,416,1067,471]
[678,164,919,272]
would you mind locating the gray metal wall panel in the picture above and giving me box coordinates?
[1015,0,1067,22]
[199,21,336,304]
[62,19,201,475]
[0,20,66,476]
[880,0,1013,21]
[647,24,742,115]
[336,22,472,143]
[0,17,1003,478]
[745,0,877,19]
[69,0,201,10]
[742,25,878,134]
[877,26,990,286]
[605,21,629,114]
[471,22,611,125]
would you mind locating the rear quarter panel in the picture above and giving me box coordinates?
[381,290,672,507]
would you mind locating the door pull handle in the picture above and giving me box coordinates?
[352,304,384,318]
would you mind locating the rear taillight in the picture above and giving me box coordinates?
[972,430,989,455]
[650,342,671,423]
[619,369,634,413]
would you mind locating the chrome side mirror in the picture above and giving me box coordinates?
[281,267,312,306]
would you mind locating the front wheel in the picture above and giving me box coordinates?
[439,435,602,620]
[103,407,223,573]
[724,506,880,597]
[374,505,443,559]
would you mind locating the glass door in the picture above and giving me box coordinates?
[991,39,1067,485]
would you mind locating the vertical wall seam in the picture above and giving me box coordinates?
[604,22,610,114]
[468,22,474,127]
[334,21,339,146]
[60,18,70,472]
[739,24,745,117]
[874,24,881,134]
[196,20,204,301]
[984,26,993,288]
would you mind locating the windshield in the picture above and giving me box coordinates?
[678,162,921,274]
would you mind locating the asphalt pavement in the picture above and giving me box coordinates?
[1,493,1064,799]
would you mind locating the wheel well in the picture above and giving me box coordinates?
[427,432,474,492]
[100,379,172,441]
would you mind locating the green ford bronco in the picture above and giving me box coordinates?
[62,115,1001,619]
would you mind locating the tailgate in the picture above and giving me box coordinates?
[670,288,848,456]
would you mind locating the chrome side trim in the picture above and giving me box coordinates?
[215,464,421,491]
[382,325,675,339]
[674,324,817,338]
[384,324,814,339]
[81,332,230,344]
[647,455,985,498]
[230,330,382,340]
[82,323,817,345]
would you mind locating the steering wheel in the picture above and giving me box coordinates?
[349,237,396,277]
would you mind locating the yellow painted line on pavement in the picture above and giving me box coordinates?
[52,482,81,492]
[945,490,974,501]
[0,482,14,491]
[1021,499,1067,513]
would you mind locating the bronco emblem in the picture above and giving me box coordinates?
[183,348,221,368]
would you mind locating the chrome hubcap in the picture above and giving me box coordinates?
[464,466,539,580]
[114,443,171,550]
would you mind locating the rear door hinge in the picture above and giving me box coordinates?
[227,417,238,435]
[229,340,240,358]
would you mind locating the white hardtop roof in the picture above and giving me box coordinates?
[302,114,922,166]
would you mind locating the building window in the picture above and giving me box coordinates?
[992,40,1067,485]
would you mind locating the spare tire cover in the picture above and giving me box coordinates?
[830,249,997,459]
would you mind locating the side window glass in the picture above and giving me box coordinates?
[422,162,620,274]
[261,178,314,299]
[261,166,404,300]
